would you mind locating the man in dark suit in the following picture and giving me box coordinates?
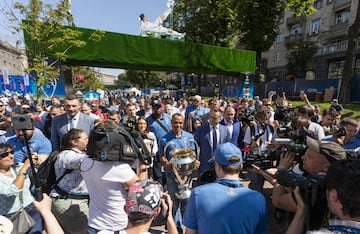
[220,106,241,146]
[50,95,95,150]
[195,109,230,174]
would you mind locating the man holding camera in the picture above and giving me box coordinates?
[286,159,360,234]
[272,137,346,230]
[8,114,51,164]
[325,117,360,150]
[243,107,275,192]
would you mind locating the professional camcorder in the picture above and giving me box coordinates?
[238,108,255,126]
[274,106,294,124]
[276,168,325,207]
[242,128,309,170]
[242,148,281,170]
[124,116,138,131]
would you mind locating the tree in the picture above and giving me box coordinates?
[120,70,168,89]
[287,41,318,79]
[173,0,237,47]
[172,0,316,94]
[71,66,104,92]
[7,0,104,98]
[340,1,360,102]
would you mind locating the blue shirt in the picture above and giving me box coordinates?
[323,135,360,150]
[7,129,52,163]
[159,130,195,160]
[183,178,268,234]
[146,114,172,146]
[185,104,209,120]
[0,164,34,215]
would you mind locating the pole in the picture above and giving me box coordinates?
[23,130,43,201]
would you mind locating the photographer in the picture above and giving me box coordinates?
[272,137,346,230]
[286,159,360,234]
[7,114,51,164]
[326,117,360,150]
[243,107,275,192]
[295,105,325,140]
[319,108,338,136]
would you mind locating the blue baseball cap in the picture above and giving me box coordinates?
[209,142,243,166]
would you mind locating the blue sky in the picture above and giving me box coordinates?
[0,0,169,75]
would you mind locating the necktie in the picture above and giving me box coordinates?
[212,127,217,152]
[69,118,75,129]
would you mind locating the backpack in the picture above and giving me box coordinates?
[86,126,151,165]
[36,151,73,194]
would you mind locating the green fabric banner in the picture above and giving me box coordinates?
[24,24,256,75]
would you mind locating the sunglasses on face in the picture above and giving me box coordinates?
[0,150,14,159]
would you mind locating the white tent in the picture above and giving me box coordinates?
[123,87,141,96]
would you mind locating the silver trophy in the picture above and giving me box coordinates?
[164,139,199,199]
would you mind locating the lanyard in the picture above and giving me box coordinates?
[217,179,242,188]
[327,225,360,234]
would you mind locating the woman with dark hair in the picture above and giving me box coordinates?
[136,117,158,179]
[0,143,44,233]
[50,128,89,234]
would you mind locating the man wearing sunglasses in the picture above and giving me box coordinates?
[6,114,51,164]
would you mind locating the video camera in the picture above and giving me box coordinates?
[276,168,325,207]
[274,106,294,124]
[242,148,281,170]
[238,108,255,126]
[124,116,138,131]
[243,128,309,170]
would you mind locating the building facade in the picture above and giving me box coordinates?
[261,0,360,81]
[0,40,27,76]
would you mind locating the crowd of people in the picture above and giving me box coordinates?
[0,90,359,234]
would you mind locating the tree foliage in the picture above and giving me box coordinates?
[10,0,104,97]
[234,0,287,53]
[71,66,104,92]
[173,0,315,49]
[120,70,168,89]
[340,1,360,102]
[287,41,318,79]
[173,0,237,47]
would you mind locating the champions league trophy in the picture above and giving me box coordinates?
[164,139,199,199]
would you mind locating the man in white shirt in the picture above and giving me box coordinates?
[139,0,185,39]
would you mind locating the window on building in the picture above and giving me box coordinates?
[314,0,323,9]
[290,25,302,35]
[335,8,350,24]
[355,58,360,73]
[328,60,345,78]
[274,53,280,62]
[310,18,321,35]
[279,13,284,24]
[275,33,283,44]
